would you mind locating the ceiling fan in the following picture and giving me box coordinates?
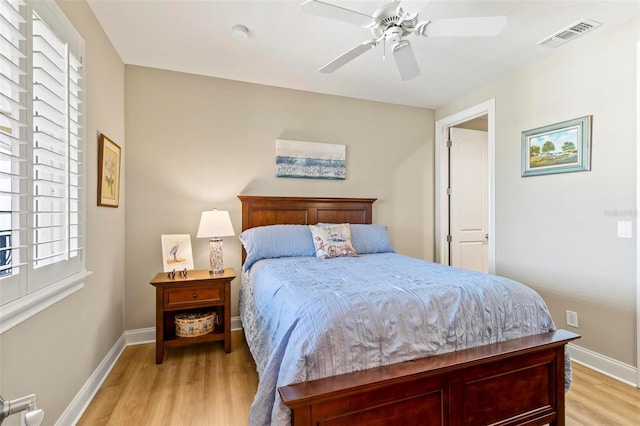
[301,0,507,81]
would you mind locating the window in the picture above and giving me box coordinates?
[0,0,89,333]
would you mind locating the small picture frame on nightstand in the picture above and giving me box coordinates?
[160,234,195,272]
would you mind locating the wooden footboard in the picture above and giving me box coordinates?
[279,330,580,426]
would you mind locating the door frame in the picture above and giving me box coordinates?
[435,99,496,273]
[636,41,640,388]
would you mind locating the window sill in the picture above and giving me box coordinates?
[0,269,93,334]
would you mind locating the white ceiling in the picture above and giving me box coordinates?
[86,0,640,109]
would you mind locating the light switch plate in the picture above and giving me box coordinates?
[617,221,632,238]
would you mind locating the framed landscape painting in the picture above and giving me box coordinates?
[521,115,592,177]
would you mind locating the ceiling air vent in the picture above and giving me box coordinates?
[537,19,601,48]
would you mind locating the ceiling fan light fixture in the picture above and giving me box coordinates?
[232,24,249,40]
[392,39,420,81]
[391,39,408,52]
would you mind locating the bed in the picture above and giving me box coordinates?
[238,195,579,426]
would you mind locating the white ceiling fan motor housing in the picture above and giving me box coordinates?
[385,26,404,45]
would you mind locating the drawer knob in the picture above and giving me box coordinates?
[193,293,197,298]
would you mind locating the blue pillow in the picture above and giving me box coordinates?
[239,225,316,271]
[349,224,395,254]
[317,223,395,254]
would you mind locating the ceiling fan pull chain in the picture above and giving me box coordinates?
[383,37,386,61]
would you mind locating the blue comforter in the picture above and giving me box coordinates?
[239,253,565,425]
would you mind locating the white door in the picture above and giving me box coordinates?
[449,127,488,273]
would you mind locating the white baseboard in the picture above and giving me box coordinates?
[124,326,155,345]
[568,342,638,387]
[55,333,127,426]
[231,316,242,331]
[58,317,243,424]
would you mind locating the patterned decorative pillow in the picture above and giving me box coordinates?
[319,223,395,254]
[308,223,358,259]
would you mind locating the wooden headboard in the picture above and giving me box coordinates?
[237,195,375,264]
[238,195,376,231]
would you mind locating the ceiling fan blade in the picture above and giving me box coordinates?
[301,0,376,27]
[392,40,420,81]
[399,0,430,15]
[320,39,378,74]
[421,16,507,37]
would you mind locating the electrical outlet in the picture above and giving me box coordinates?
[566,310,579,328]
[617,221,632,238]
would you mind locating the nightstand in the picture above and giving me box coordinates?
[149,268,235,364]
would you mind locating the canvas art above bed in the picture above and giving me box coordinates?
[275,139,346,180]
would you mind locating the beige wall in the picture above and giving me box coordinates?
[124,66,435,329]
[0,1,125,424]
[437,19,638,366]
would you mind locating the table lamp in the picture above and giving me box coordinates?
[196,210,235,273]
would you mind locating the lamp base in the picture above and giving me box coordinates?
[208,238,224,274]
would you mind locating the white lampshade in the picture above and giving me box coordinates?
[197,210,235,274]
[196,210,235,239]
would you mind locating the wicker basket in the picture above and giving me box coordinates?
[175,311,218,338]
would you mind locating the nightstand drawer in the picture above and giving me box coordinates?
[165,285,224,307]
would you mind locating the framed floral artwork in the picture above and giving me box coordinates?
[97,133,121,207]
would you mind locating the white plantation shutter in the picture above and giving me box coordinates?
[68,53,82,259]
[0,0,27,304]
[0,0,88,332]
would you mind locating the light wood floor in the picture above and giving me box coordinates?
[79,331,640,425]
[78,331,257,425]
